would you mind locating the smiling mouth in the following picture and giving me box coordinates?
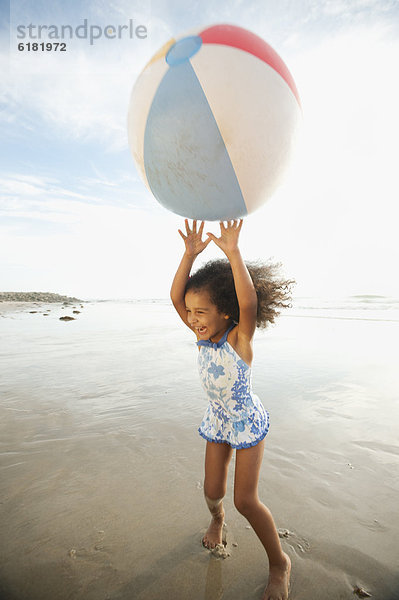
[197,326,207,334]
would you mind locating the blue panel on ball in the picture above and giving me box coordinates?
[166,36,202,66]
[143,60,247,221]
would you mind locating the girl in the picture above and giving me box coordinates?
[170,219,294,600]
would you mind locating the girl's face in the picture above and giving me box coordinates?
[185,289,230,341]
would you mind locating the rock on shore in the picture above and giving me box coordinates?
[0,292,82,303]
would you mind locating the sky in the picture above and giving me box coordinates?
[1,0,399,300]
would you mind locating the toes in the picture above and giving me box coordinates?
[202,536,218,550]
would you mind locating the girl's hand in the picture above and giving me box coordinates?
[206,219,243,256]
[178,219,212,257]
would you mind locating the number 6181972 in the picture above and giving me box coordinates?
[18,42,67,51]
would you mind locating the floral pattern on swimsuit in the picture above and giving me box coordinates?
[197,324,269,449]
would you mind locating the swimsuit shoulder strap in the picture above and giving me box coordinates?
[219,323,237,345]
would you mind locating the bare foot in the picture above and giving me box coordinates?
[262,552,291,600]
[202,511,225,549]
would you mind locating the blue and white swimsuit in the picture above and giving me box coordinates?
[197,324,269,449]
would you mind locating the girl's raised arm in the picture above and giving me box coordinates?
[170,220,211,331]
[206,220,257,341]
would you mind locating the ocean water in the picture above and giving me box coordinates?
[291,294,399,321]
[1,297,398,599]
[1,294,398,419]
[1,295,398,454]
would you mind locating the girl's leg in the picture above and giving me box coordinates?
[234,440,291,600]
[202,440,233,549]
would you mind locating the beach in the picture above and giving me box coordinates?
[0,298,398,600]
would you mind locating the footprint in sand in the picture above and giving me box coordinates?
[278,528,311,555]
[356,517,388,533]
[353,586,372,598]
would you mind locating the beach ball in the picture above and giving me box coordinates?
[127,24,301,221]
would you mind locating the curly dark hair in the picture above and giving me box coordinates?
[185,259,295,329]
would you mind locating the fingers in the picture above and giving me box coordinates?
[184,219,206,234]
[183,218,244,237]
[219,219,243,229]
[178,229,186,240]
[185,218,242,233]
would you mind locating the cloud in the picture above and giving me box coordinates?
[3,58,131,151]
[319,0,397,18]
[0,171,149,231]
[0,173,56,197]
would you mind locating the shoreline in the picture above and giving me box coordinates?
[2,298,399,326]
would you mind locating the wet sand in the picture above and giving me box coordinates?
[0,300,398,599]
